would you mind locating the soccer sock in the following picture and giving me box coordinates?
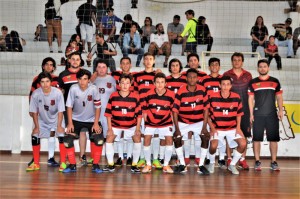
[48,137,55,159]
[58,46,62,51]
[32,136,40,165]
[175,147,186,166]
[93,145,103,165]
[152,137,160,160]
[163,146,173,167]
[132,143,141,165]
[90,142,95,159]
[117,139,124,159]
[219,145,226,160]
[66,147,76,164]
[58,140,66,163]
[126,139,134,159]
[183,139,191,158]
[231,149,242,165]
[194,140,201,159]
[199,148,208,166]
[209,153,216,164]
[143,146,151,166]
[140,137,145,159]
[159,145,165,160]
[49,46,53,51]
[105,143,114,165]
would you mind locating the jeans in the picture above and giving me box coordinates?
[275,38,293,57]
[122,47,144,67]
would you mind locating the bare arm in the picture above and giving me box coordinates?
[248,95,255,125]
[31,112,40,134]
[276,94,283,121]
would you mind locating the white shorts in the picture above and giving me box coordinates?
[38,127,65,138]
[144,126,173,140]
[210,129,242,149]
[80,23,93,42]
[112,126,136,141]
[178,121,204,141]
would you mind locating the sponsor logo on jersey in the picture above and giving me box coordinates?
[50,100,55,106]
[87,95,92,101]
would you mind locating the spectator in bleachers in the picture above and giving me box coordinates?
[122,23,144,67]
[87,32,117,72]
[44,0,68,53]
[96,0,114,30]
[64,34,84,69]
[76,0,97,53]
[5,30,26,52]
[167,15,185,56]
[265,35,282,70]
[34,24,44,41]
[141,17,156,47]
[119,14,143,48]
[148,23,171,68]
[178,10,197,54]
[0,26,8,51]
[251,16,268,57]
[99,7,123,42]
[272,18,293,58]
[196,16,213,56]
[293,26,300,56]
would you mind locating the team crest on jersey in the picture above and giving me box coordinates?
[87,95,92,101]
[67,75,71,80]
[107,82,112,88]
[128,105,132,109]
[164,104,168,108]
[44,105,49,111]
[256,83,261,87]
[50,100,55,106]
[230,104,234,109]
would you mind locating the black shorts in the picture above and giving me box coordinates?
[185,42,197,53]
[241,112,251,137]
[171,38,183,44]
[252,114,280,142]
[73,120,102,138]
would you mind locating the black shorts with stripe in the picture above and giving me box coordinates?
[252,113,279,142]
[73,120,102,138]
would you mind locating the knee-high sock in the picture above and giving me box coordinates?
[58,142,66,163]
[90,142,95,159]
[209,153,216,164]
[159,145,166,160]
[183,139,191,158]
[93,145,103,164]
[117,139,124,159]
[126,139,134,158]
[144,146,151,166]
[152,137,160,160]
[194,140,201,159]
[140,137,145,159]
[231,149,242,165]
[163,146,173,167]
[199,148,208,166]
[132,143,141,165]
[66,147,76,164]
[175,147,186,166]
[105,143,114,165]
[219,144,226,160]
[48,137,55,159]
[32,139,40,165]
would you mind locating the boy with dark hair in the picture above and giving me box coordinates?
[265,35,282,70]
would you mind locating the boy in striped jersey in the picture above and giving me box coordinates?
[104,73,142,173]
[63,69,103,173]
[142,73,175,174]
[208,76,246,175]
[166,58,186,94]
[182,53,207,82]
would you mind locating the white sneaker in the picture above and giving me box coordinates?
[207,163,215,174]
[228,165,239,175]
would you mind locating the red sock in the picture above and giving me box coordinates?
[93,145,103,164]
[90,142,95,159]
[33,145,40,165]
[59,143,66,163]
[66,147,76,164]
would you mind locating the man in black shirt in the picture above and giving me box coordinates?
[76,0,97,52]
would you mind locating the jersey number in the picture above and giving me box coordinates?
[156,106,161,112]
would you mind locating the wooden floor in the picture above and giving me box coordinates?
[0,154,299,199]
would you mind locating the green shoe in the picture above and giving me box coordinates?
[152,159,162,169]
[137,159,146,168]
[59,162,67,172]
[87,158,94,166]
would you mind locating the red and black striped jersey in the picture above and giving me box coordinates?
[248,76,282,116]
[58,68,80,102]
[166,75,186,94]
[29,74,59,102]
[208,91,243,130]
[111,70,137,92]
[181,70,207,84]
[133,70,156,95]
[173,84,208,124]
[201,74,223,97]
[105,91,142,129]
[142,88,175,127]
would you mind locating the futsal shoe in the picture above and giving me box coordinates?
[48,157,60,167]
[163,166,174,174]
[197,165,210,175]
[131,165,141,173]
[115,157,123,167]
[152,159,163,169]
[103,165,115,172]
[126,157,133,166]
[254,160,262,171]
[137,159,146,168]
[87,158,94,166]
[59,162,67,172]
[228,165,239,175]
[174,165,188,174]
[79,155,87,166]
[26,163,40,171]
[218,160,227,170]
[142,165,152,173]
[238,159,249,170]
[270,161,280,171]
[206,163,215,174]
[62,164,77,173]
[27,158,34,166]
[92,164,103,174]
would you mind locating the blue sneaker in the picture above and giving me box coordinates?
[92,164,103,174]
[62,164,77,173]
[48,157,60,167]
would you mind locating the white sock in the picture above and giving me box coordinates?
[209,152,216,164]
[126,139,134,159]
[117,139,124,159]
[159,145,165,160]
[58,46,62,51]
[105,143,114,165]
[140,137,145,159]
[144,146,151,166]
[163,146,173,166]
[219,145,226,160]
[132,143,141,165]
[231,149,242,165]
[152,137,160,160]
[175,147,186,166]
[48,137,55,159]
[49,46,53,51]
[183,139,191,158]
[194,140,201,159]
[199,148,208,166]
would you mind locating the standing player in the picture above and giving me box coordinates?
[28,57,60,167]
[142,73,175,174]
[172,68,210,175]
[166,58,186,94]
[248,59,283,171]
[223,52,252,170]
[27,72,66,172]
[207,76,246,175]
[62,69,103,173]
[104,73,142,173]
[92,60,116,165]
